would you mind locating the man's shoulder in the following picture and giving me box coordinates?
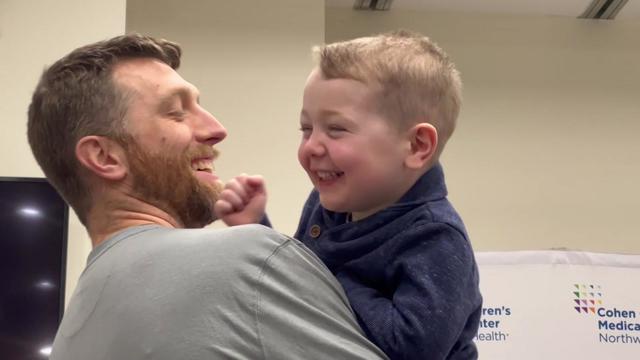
[192,223,285,242]
[152,223,289,248]
[90,224,299,279]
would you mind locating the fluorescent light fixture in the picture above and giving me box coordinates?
[579,0,629,19]
[354,0,393,11]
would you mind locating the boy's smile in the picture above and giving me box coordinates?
[316,170,344,181]
[309,168,345,194]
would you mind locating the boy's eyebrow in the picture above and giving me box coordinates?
[319,109,356,123]
[300,108,352,120]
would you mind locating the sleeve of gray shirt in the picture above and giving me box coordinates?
[253,228,388,359]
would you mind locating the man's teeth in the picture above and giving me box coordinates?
[192,159,213,171]
[316,171,342,180]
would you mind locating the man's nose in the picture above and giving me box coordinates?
[195,107,227,145]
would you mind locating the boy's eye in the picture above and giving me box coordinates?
[328,125,347,136]
[299,125,312,137]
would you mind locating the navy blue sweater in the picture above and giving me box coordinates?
[293,163,482,360]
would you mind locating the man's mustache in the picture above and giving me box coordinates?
[186,146,219,160]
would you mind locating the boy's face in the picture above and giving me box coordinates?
[298,68,414,220]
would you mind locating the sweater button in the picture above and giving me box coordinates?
[309,225,321,238]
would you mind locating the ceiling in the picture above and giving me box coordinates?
[325,0,640,20]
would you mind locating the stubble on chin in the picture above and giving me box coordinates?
[126,143,222,228]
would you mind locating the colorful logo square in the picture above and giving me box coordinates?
[573,284,603,315]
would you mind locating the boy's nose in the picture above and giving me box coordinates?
[301,133,327,157]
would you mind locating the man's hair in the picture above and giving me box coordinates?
[314,30,462,157]
[27,33,182,224]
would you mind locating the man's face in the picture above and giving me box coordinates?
[113,58,227,227]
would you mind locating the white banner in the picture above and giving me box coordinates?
[475,250,640,359]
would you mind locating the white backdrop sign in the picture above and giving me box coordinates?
[475,251,640,359]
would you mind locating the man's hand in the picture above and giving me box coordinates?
[214,174,267,226]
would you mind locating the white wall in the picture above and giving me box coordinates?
[0,0,126,305]
[127,0,324,235]
[326,8,640,253]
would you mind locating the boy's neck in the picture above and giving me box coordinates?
[350,164,433,222]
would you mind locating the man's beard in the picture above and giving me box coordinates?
[125,141,222,228]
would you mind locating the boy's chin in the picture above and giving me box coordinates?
[318,200,348,214]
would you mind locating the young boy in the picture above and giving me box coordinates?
[215,30,482,360]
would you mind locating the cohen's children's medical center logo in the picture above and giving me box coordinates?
[573,284,603,314]
[572,283,640,344]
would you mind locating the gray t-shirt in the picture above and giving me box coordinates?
[51,224,387,359]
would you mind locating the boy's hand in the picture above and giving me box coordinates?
[214,174,267,226]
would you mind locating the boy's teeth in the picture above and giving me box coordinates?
[317,171,340,180]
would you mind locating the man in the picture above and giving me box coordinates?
[27,34,387,359]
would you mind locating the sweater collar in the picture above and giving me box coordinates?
[395,162,448,205]
[321,162,448,227]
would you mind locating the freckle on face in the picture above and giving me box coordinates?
[161,137,167,143]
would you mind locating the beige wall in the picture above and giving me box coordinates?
[0,0,126,306]
[4,2,638,309]
[126,0,324,235]
[326,8,640,253]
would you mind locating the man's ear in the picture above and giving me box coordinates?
[75,136,128,181]
[405,123,438,170]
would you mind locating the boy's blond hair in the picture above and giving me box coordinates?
[314,30,462,157]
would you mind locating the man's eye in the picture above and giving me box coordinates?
[168,110,186,120]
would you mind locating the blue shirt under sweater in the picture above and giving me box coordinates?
[293,163,482,360]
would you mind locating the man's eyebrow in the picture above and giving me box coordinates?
[158,86,200,109]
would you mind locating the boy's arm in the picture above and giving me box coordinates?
[214,174,268,226]
[337,223,481,360]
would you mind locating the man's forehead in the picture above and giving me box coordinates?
[113,58,170,87]
[113,57,169,73]
[113,58,197,97]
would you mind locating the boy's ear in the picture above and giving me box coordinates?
[75,136,128,181]
[405,123,438,170]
